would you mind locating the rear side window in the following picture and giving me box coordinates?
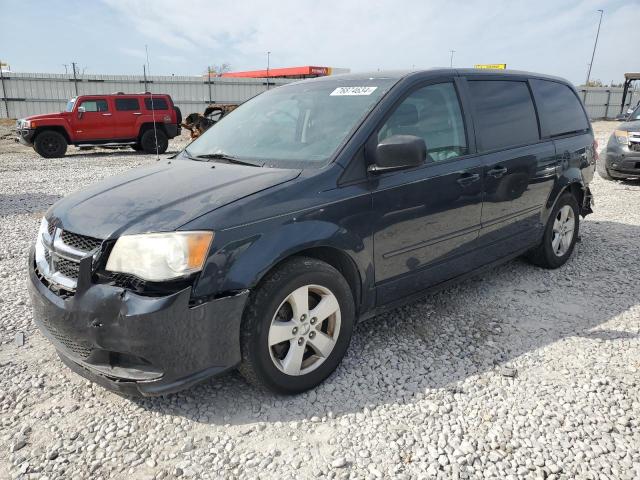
[468,80,539,151]
[115,98,140,111]
[79,99,108,112]
[530,80,589,137]
[144,98,169,110]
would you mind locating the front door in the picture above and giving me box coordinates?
[72,98,112,142]
[370,80,484,305]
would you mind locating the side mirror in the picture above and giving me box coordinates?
[77,106,85,119]
[368,135,426,173]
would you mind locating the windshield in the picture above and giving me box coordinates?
[185,78,398,167]
[65,98,76,112]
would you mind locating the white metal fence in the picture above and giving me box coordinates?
[578,86,639,120]
[0,72,292,119]
[0,72,637,121]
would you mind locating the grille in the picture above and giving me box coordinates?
[61,230,102,252]
[56,257,80,278]
[40,316,92,359]
[111,273,145,291]
[47,222,56,236]
[630,143,640,152]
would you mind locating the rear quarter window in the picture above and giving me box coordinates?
[468,80,539,151]
[115,98,140,111]
[530,80,589,137]
[144,98,169,110]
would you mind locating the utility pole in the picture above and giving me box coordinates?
[585,9,604,86]
[266,51,271,90]
[207,66,213,104]
[0,60,8,118]
[449,50,455,68]
[71,62,79,96]
[143,64,148,92]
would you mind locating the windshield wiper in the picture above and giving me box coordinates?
[191,152,263,167]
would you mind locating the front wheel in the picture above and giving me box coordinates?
[34,131,67,158]
[526,192,579,269]
[239,257,355,394]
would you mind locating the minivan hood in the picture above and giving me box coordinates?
[47,160,301,239]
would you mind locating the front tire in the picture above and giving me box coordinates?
[140,129,168,154]
[526,192,579,269]
[596,158,614,180]
[34,131,67,158]
[239,257,355,394]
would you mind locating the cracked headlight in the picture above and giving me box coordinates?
[106,231,213,282]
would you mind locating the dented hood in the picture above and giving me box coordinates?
[47,159,301,239]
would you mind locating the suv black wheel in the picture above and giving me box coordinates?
[526,192,579,269]
[239,257,355,394]
[140,129,168,154]
[34,130,67,158]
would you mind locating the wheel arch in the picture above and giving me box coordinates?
[34,126,70,144]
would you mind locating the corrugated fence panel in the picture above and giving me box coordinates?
[2,72,637,120]
[0,72,291,119]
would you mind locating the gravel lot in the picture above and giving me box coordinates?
[1,122,639,480]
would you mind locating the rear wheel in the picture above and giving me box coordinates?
[239,257,355,394]
[34,130,67,158]
[526,192,579,269]
[131,143,143,151]
[140,129,168,154]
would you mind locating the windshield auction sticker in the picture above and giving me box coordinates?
[330,86,378,96]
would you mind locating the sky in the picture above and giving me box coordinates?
[0,0,637,85]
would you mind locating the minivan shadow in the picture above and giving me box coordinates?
[131,219,639,425]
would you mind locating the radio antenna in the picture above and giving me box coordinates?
[145,45,160,161]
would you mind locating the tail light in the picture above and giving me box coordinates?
[163,115,171,123]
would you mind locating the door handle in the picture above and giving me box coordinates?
[487,166,508,178]
[101,113,112,116]
[132,112,142,115]
[457,172,480,186]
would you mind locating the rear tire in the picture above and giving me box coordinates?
[131,143,143,151]
[239,257,355,394]
[526,192,579,269]
[34,131,67,158]
[140,129,168,154]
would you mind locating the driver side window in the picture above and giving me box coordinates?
[378,82,468,162]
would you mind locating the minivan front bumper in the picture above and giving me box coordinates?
[28,251,249,396]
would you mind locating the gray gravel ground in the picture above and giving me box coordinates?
[1,122,639,480]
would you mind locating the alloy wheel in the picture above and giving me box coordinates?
[268,284,341,376]
[551,205,575,257]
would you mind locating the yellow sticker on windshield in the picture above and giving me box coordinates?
[330,86,378,96]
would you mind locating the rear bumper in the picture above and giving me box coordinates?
[16,128,35,146]
[27,250,249,396]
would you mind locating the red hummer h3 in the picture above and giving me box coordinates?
[16,93,182,158]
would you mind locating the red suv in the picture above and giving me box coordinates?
[16,93,182,158]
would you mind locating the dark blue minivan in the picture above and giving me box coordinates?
[28,69,596,395]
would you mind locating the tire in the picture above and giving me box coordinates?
[140,129,168,154]
[239,257,355,394]
[131,143,143,151]
[34,130,67,158]
[526,192,580,269]
[596,158,614,181]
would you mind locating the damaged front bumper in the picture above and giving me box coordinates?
[27,250,249,396]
